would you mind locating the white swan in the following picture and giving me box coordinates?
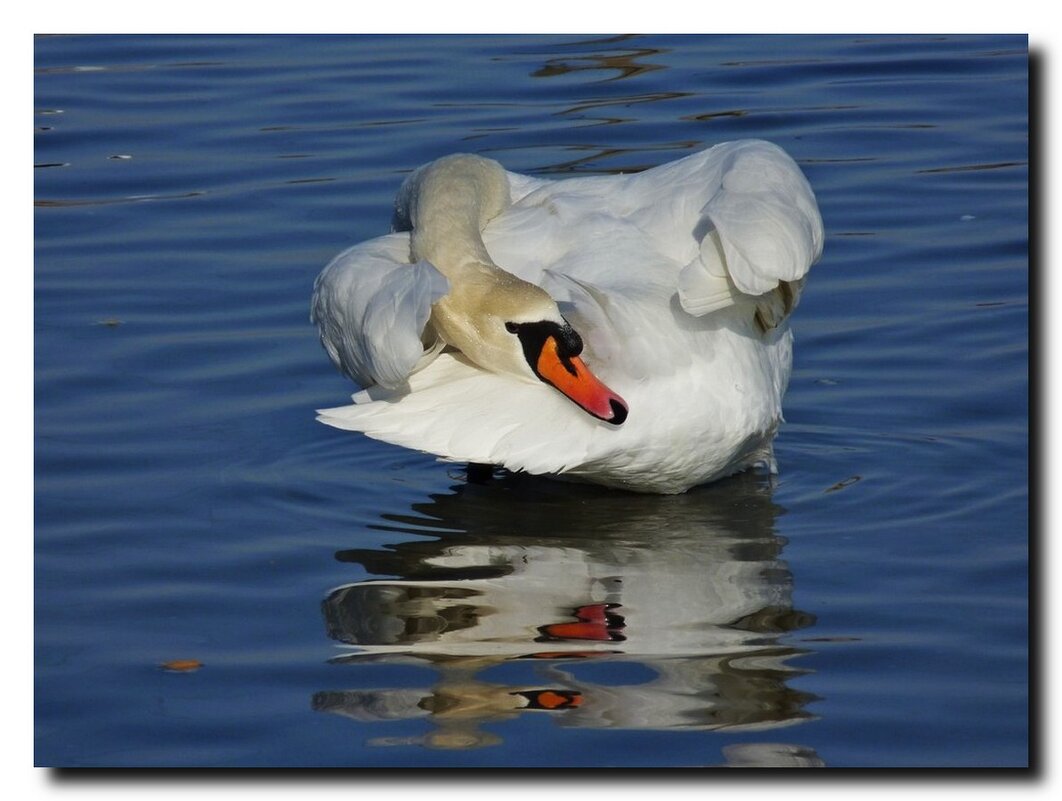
[311,140,823,493]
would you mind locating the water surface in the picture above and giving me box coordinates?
[35,34,1028,768]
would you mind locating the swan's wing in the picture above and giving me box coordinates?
[490,140,822,331]
[311,233,448,390]
[672,140,823,325]
[317,352,600,476]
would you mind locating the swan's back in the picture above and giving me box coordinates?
[485,140,822,323]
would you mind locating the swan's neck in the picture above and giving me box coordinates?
[403,154,561,380]
[408,154,511,278]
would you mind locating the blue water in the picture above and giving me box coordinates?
[34,34,1029,768]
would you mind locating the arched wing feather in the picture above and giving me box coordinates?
[311,233,449,390]
[676,140,823,324]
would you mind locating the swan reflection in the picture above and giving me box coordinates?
[315,471,821,761]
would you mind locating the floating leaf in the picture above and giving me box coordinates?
[161,659,203,672]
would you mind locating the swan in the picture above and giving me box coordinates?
[311,140,823,493]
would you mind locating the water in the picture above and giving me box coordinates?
[34,34,1029,768]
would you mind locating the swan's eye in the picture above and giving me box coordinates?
[505,321,519,334]
[558,323,583,357]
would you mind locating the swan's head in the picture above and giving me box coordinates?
[491,285,628,425]
[436,277,628,425]
[503,318,627,425]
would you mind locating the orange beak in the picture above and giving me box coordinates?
[535,336,628,425]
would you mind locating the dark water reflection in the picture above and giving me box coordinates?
[314,473,821,760]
